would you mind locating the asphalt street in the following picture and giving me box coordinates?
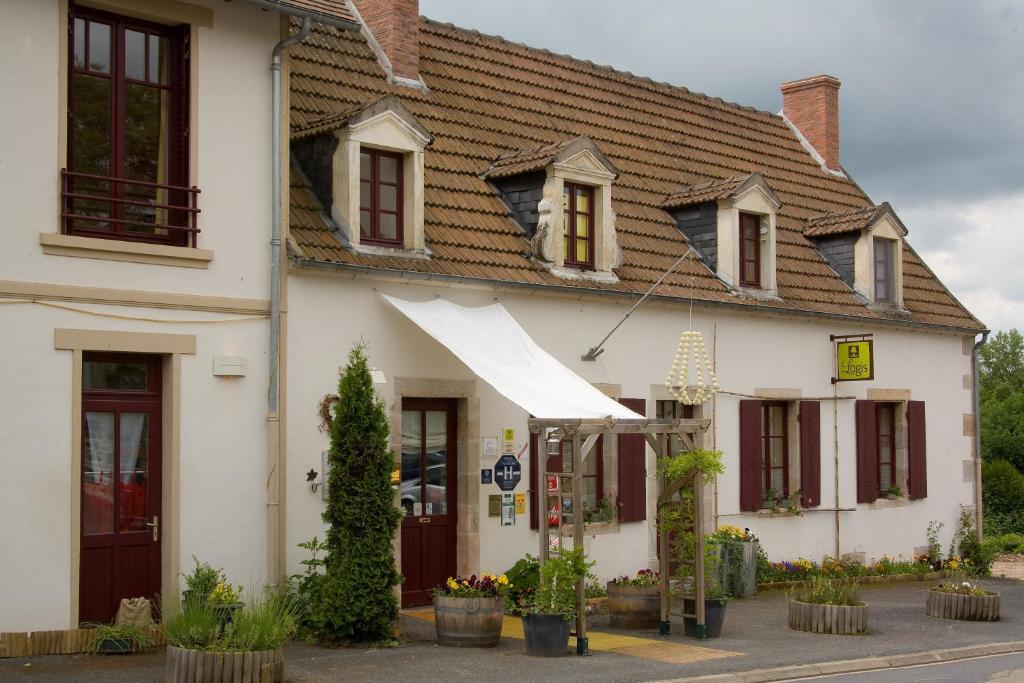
[792,652,1024,683]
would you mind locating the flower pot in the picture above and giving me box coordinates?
[607,582,660,629]
[433,595,504,647]
[788,599,868,634]
[96,637,132,655]
[212,602,243,626]
[682,598,727,638]
[165,645,284,682]
[181,589,210,606]
[522,613,571,657]
[925,589,1000,621]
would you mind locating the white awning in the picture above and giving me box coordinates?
[382,295,643,420]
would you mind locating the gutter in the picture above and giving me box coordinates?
[972,330,991,541]
[289,257,986,337]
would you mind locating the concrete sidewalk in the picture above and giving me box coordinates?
[2,578,1020,682]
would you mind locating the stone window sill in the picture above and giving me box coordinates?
[351,242,430,260]
[583,520,620,535]
[869,496,908,509]
[754,509,803,518]
[41,233,213,269]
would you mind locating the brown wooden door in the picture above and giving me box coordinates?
[399,399,457,608]
[80,354,162,624]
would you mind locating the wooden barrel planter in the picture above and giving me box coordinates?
[925,589,1000,621]
[434,595,504,647]
[164,645,284,682]
[607,583,660,629]
[788,600,868,635]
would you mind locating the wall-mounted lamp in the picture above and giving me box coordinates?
[307,468,320,493]
[370,368,387,385]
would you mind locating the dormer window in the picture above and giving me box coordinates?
[290,96,432,256]
[738,212,762,288]
[563,183,594,269]
[873,237,895,303]
[359,149,403,246]
[485,135,620,282]
[803,202,907,308]
[662,173,781,297]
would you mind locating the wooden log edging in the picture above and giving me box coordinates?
[788,600,868,635]
[0,626,166,658]
[164,645,284,683]
[925,589,1000,621]
[760,571,945,592]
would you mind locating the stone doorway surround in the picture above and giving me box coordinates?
[389,378,479,578]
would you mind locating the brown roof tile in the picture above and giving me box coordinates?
[249,0,357,28]
[287,18,983,332]
[803,202,907,238]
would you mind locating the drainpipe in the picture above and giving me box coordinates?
[971,330,990,541]
[266,16,311,589]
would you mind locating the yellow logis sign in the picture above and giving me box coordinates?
[835,339,874,382]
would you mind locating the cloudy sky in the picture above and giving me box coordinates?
[421,0,1023,333]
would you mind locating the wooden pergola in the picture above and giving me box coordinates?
[527,415,711,654]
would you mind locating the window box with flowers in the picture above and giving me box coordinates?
[432,573,510,648]
[607,569,660,628]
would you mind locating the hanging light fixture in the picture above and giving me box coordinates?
[665,328,719,405]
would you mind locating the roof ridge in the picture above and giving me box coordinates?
[418,16,782,121]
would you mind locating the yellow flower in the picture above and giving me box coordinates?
[462,580,469,586]
[498,574,509,585]
[447,578,459,590]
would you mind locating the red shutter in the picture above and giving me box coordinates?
[529,429,539,529]
[856,400,879,503]
[739,400,762,511]
[907,401,927,499]
[799,401,821,507]
[618,398,647,522]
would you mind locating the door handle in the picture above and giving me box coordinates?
[147,515,159,542]
[418,517,430,524]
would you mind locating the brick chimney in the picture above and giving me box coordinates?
[352,0,420,83]
[781,75,841,172]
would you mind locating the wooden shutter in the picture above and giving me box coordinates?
[799,401,821,507]
[907,401,927,499]
[529,429,539,529]
[739,400,762,511]
[618,398,647,522]
[855,400,878,503]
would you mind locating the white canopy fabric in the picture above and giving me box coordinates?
[382,295,644,420]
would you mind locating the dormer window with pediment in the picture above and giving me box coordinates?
[662,173,782,297]
[804,202,908,308]
[485,136,621,282]
[291,96,433,257]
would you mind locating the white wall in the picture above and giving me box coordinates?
[286,273,976,581]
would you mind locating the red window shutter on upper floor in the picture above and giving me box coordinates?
[739,400,762,511]
[618,398,647,523]
[856,400,879,503]
[907,401,927,500]
[799,401,821,507]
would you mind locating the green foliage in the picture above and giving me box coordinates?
[315,343,401,642]
[532,547,596,619]
[661,448,725,482]
[165,589,297,652]
[979,330,1024,471]
[792,576,861,606]
[926,520,944,566]
[503,554,540,614]
[982,460,1024,518]
[85,623,154,654]
[183,556,222,598]
[952,504,995,576]
[284,536,329,640]
[987,533,1024,554]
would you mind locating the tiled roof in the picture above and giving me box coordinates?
[661,175,750,208]
[270,0,357,27]
[287,18,983,332]
[484,135,618,179]
[803,202,905,238]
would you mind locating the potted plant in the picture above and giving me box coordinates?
[521,547,595,657]
[682,550,729,638]
[432,573,509,647]
[208,579,244,626]
[607,569,660,629]
[788,576,867,634]
[86,623,154,655]
[886,484,903,500]
[762,488,781,512]
[164,589,295,682]
[926,572,1000,621]
[182,555,222,605]
[706,525,759,597]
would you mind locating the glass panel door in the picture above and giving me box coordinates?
[424,411,448,516]
[83,412,115,534]
[400,410,422,516]
[119,412,149,531]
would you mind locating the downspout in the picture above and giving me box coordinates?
[267,16,311,589]
[972,330,990,541]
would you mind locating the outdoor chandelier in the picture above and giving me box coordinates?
[665,329,719,405]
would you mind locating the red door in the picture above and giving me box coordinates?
[399,399,457,608]
[80,353,162,624]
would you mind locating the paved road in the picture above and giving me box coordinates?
[793,652,1024,682]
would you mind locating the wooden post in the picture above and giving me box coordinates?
[659,470,670,635]
[539,437,549,569]
[572,430,588,655]
[693,470,706,638]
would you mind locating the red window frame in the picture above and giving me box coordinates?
[563,182,595,269]
[739,212,762,288]
[874,237,895,303]
[359,148,404,247]
[67,4,191,246]
[761,401,789,501]
[876,403,896,493]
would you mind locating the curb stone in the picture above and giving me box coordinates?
[657,640,1024,682]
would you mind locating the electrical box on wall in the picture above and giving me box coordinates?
[213,356,247,377]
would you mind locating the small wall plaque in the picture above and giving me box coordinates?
[488,494,501,517]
